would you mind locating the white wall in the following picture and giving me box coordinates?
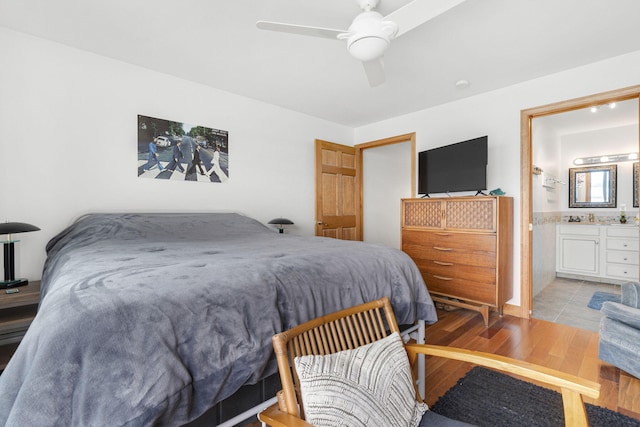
[0,27,353,281]
[362,142,413,248]
[531,120,563,296]
[354,50,640,306]
[532,120,562,213]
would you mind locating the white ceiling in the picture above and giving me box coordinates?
[537,98,639,136]
[1,0,639,127]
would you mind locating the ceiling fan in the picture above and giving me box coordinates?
[257,0,466,87]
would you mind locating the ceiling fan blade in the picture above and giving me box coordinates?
[362,58,386,87]
[256,21,344,40]
[385,0,466,37]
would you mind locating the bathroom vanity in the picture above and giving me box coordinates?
[556,223,639,284]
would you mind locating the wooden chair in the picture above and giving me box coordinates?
[258,297,601,427]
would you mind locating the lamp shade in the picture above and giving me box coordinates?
[0,222,41,237]
[268,218,294,234]
[268,218,294,226]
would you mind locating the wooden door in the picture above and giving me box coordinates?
[315,139,361,240]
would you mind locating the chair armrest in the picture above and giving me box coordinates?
[601,301,640,329]
[258,403,315,427]
[405,343,600,427]
[621,282,640,308]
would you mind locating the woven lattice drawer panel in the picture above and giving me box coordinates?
[446,199,495,230]
[404,201,441,228]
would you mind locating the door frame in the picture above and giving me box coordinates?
[519,85,640,319]
[355,133,417,239]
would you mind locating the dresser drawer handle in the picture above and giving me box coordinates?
[433,261,454,266]
[433,246,453,251]
[435,233,452,236]
[433,275,453,281]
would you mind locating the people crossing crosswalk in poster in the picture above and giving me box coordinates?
[137,114,228,183]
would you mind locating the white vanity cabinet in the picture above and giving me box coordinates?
[556,225,600,275]
[605,227,639,281]
[556,224,639,284]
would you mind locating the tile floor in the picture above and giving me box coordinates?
[532,277,621,333]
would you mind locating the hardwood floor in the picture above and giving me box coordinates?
[424,307,640,421]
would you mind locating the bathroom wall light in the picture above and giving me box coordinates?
[574,152,638,165]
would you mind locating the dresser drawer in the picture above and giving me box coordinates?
[606,251,639,265]
[402,231,496,268]
[404,246,497,269]
[402,230,495,251]
[425,274,496,306]
[606,263,639,280]
[606,238,639,251]
[414,259,496,283]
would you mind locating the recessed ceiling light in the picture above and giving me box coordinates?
[455,79,469,89]
[590,102,617,113]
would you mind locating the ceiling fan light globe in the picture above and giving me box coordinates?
[341,11,397,62]
[348,36,389,61]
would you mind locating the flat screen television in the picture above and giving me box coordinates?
[418,136,488,196]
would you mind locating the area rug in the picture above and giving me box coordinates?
[431,366,640,427]
[587,291,621,310]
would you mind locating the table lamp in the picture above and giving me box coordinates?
[268,218,294,234]
[0,221,40,288]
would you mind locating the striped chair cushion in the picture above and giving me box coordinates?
[294,332,427,427]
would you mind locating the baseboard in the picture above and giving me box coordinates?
[503,303,525,318]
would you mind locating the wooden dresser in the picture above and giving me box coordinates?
[401,196,513,326]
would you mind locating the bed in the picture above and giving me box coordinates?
[0,213,437,426]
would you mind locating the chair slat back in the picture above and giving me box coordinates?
[272,297,401,418]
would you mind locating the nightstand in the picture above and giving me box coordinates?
[0,280,40,370]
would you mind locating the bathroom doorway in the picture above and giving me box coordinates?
[520,86,640,328]
[530,99,639,331]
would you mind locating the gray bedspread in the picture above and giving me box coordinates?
[0,213,436,426]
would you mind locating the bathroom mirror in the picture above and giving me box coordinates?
[634,162,638,208]
[569,165,617,208]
